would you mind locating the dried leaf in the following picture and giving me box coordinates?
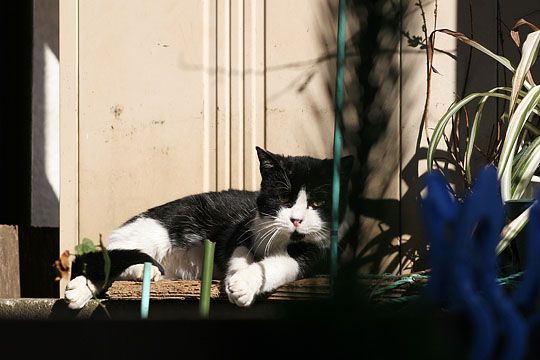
[511,18,540,49]
[510,19,540,88]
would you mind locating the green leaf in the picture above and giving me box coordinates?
[75,238,97,255]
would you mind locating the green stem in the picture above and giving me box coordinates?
[199,239,215,318]
[331,0,347,295]
[140,262,152,319]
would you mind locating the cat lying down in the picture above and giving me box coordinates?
[65,147,353,309]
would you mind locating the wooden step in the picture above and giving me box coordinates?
[106,276,331,301]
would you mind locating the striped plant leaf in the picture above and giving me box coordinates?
[509,31,540,116]
[498,85,540,201]
[436,29,515,72]
[511,137,540,199]
[434,29,533,91]
[464,87,510,183]
[427,92,510,169]
[466,88,540,184]
[496,204,532,255]
[427,26,540,254]
[428,91,540,177]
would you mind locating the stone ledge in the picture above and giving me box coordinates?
[0,297,324,321]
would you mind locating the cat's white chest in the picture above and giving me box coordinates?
[160,244,224,280]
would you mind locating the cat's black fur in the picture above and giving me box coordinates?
[68,147,353,299]
[71,250,165,283]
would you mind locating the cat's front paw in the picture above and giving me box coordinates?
[224,266,263,307]
[64,275,97,310]
[121,264,163,281]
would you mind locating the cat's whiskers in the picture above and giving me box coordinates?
[259,228,276,257]
[258,212,279,220]
[264,227,281,257]
[310,228,331,248]
[258,214,290,232]
[277,169,292,189]
[241,222,275,247]
[251,225,278,246]
[255,218,280,232]
[253,220,279,238]
[235,212,277,246]
[305,226,327,235]
[249,213,292,256]
[274,181,291,192]
[259,212,289,228]
[256,224,290,256]
[238,218,268,238]
[298,224,330,247]
[251,226,280,255]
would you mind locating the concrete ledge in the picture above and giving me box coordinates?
[0,298,100,320]
[0,297,325,320]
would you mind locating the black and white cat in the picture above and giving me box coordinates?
[65,146,354,309]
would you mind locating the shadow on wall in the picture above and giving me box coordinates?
[315,1,414,274]
[313,1,540,275]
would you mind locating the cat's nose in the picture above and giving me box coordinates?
[291,218,303,228]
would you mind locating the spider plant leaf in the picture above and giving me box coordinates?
[524,121,540,136]
[496,204,532,255]
[427,92,511,170]
[436,29,515,72]
[512,137,540,199]
[498,85,540,200]
[510,31,540,116]
[464,87,511,183]
[466,87,540,183]
[434,29,533,91]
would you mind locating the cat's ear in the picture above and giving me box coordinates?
[256,146,281,175]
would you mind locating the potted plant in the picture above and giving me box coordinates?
[426,20,540,264]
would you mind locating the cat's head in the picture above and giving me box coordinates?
[255,146,353,249]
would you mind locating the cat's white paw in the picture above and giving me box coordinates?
[64,275,96,310]
[224,266,262,307]
[121,264,162,281]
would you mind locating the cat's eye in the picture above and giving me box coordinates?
[310,200,325,208]
[278,194,290,204]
